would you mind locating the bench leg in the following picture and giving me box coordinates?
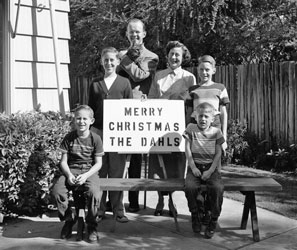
[168,193,180,232]
[240,191,260,242]
[157,154,180,232]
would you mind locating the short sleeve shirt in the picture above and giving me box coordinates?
[183,124,225,165]
[60,130,104,166]
[189,83,230,112]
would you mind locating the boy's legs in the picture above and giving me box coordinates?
[108,152,128,222]
[51,175,75,239]
[83,172,102,242]
[184,170,203,233]
[98,154,109,217]
[205,169,224,238]
[128,154,142,212]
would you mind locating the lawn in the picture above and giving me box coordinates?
[222,164,297,220]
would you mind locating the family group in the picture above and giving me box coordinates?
[51,18,230,243]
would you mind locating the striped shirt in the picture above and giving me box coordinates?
[60,130,104,166]
[183,124,225,165]
[189,83,230,112]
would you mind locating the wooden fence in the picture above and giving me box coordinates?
[69,61,297,146]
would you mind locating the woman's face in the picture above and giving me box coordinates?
[167,47,183,70]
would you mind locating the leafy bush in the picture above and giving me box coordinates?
[0,111,71,216]
[223,119,249,165]
[255,144,297,172]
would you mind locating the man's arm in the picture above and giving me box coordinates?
[119,55,158,82]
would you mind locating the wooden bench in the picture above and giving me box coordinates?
[99,177,282,242]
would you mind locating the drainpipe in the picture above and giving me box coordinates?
[49,0,65,116]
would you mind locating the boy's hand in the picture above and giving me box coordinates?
[75,173,88,185]
[191,166,202,177]
[201,170,212,181]
[67,174,77,186]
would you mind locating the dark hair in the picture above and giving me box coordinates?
[74,105,94,118]
[101,47,119,59]
[127,18,146,31]
[165,41,191,66]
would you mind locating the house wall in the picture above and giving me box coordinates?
[10,0,70,112]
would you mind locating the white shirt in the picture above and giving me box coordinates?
[104,74,117,90]
[148,67,196,100]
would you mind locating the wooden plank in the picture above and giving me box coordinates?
[274,62,280,143]
[99,177,282,192]
[287,62,294,144]
[293,62,297,144]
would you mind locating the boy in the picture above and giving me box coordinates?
[88,47,133,222]
[183,102,225,239]
[186,55,229,154]
[51,105,104,243]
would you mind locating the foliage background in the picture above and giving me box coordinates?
[0,112,71,216]
[69,0,297,78]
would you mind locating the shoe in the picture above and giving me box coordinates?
[116,215,129,223]
[60,219,75,239]
[127,206,140,213]
[87,226,99,243]
[96,215,104,222]
[191,212,201,233]
[205,219,217,239]
[154,209,163,216]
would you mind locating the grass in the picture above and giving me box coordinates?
[222,164,297,220]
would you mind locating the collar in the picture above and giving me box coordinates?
[168,66,183,76]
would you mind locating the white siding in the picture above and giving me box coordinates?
[14,88,70,112]
[14,62,70,88]
[16,5,70,39]
[10,0,71,113]
[13,0,70,12]
[14,36,70,63]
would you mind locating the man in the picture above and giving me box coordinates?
[118,18,159,212]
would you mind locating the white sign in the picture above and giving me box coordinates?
[103,99,185,153]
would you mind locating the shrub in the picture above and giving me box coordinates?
[223,119,249,165]
[256,144,297,172]
[0,111,71,216]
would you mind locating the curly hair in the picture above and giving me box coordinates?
[165,41,191,66]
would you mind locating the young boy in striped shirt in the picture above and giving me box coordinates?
[183,102,225,239]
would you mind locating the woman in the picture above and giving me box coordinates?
[148,41,196,216]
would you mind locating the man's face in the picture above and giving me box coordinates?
[126,21,146,46]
